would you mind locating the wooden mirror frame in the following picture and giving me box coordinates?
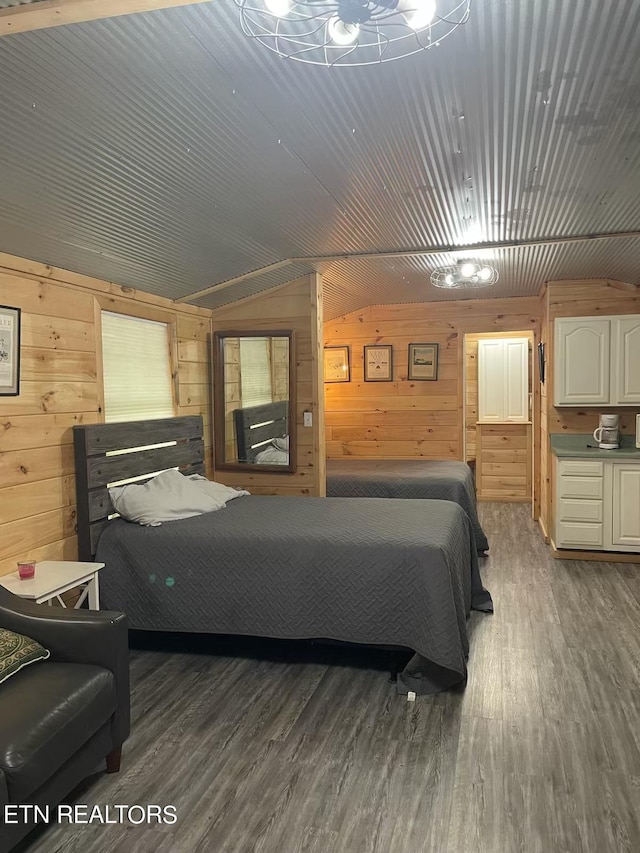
[212,330,297,474]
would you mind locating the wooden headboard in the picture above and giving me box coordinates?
[73,416,205,560]
[233,401,289,463]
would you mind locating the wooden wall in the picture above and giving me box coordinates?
[0,252,211,577]
[539,279,640,540]
[476,423,532,502]
[211,273,326,497]
[324,298,540,462]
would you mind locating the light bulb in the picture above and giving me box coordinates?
[460,262,477,278]
[397,0,436,30]
[265,0,291,16]
[444,273,455,286]
[478,266,493,281]
[328,16,360,45]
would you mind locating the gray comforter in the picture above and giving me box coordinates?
[326,459,489,553]
[96,496,493,694]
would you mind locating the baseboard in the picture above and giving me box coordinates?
[477,495,531,503]
[538,516,550,544]
[551,544,640,563]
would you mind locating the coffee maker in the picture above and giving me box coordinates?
[593,414,620,450]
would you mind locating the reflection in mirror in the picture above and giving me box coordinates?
[213,331,296,473]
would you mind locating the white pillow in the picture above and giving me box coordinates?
[186,474,250,504]
[273,435,289,451]
[109,470,248,526]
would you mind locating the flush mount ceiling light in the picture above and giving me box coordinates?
[430,260,499,289]
[235,0,471,67]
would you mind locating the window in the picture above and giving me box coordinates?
[239,337,273,408]
[101,312,174,423]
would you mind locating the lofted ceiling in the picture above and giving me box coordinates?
[0,0,639,319]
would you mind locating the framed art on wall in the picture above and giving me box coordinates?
[408,342,438,381]
[364,345,393,381]
[324,346,350,382]
[0,304,21,396]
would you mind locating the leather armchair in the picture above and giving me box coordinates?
[0,585,129,853]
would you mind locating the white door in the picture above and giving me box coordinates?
[478,338,529,422]
[504,338,529,421]
[554,318,610,406]
[613,317,640,405]
[611,464,640,549]
[478,339,504,421]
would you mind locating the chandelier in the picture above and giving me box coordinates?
[235,0,471,67]
[430,260,499,289]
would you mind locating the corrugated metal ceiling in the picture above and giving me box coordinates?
[0,0,638,317]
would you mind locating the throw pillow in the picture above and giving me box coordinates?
[0,629,50,685]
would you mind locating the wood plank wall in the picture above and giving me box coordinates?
[324,298,540,462]
[211,274,326,497]
[476,423,532,502]
[539,279,640,540]
[0,252,211,577]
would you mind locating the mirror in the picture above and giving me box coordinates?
[213,330,296,473]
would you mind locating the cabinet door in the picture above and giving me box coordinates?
[478,339,504,421]
[554,318,610,406]
[504,338,529,421]
[478,338,529,422]
[611,464,640,549]
[613,317,640,405]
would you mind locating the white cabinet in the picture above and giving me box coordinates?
[478,337,529,422]
[555,459,605,549]
[554,314,640,406]
[613,317,640,405]
[555,457,640,552]
[554,318,610,406]
[611,464,640,548]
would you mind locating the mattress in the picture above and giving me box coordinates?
[326,459,489,553]
[96,496,492,694]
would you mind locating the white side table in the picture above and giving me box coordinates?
[0,561,105,609]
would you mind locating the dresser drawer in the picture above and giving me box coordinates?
[557,498,603,524]
[558,476,604,500]
[558,459,604,477]
[556,521,603,549]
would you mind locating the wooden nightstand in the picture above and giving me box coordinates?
[0,561,105,609]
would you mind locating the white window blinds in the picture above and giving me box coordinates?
[101,312,174,423]
[239,337,273,407]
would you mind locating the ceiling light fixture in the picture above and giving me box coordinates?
[235,0,471,67]
[430,260,499,289]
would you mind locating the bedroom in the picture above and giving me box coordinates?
[0,0,639,851]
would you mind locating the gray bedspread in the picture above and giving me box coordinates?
[96,496,493,694]
[326,459,489,553]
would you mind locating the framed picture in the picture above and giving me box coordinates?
[364,345,393,381]
[0,304,21,396]
[537,341,546,383]
[324,346,350,382]
[408,342,439,381]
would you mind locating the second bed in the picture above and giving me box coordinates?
[326,458,489,553]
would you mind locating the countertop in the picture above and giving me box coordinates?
[550,433,640,459]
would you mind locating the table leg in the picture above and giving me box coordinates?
[88,573,100,609]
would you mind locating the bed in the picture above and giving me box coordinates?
[234,404,488,552]
[73,416,492,695]
[326,458,489,553]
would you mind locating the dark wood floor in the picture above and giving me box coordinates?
[20,504,640,853]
